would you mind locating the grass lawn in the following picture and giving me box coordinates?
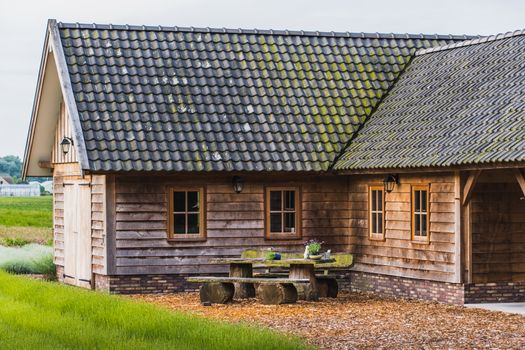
[0,196,52,244]
[0,272,309,350]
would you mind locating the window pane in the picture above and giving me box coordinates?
[421,191,427,212]
[371,190,377,211]
[377,190,383,211]
[378,213,383,233]
[415,190,421,211]
[187,214,199,234]
[173,192,186,212]
[270,213,282,232]
[270,191,282,211]
[284,212,295,232]
[371,213,377,233]
[173,214,186,234]
[284,191,295,211]
[421,213,427,236]
[415,214,421,236]
[187,191,199,212]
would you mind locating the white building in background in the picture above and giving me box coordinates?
[41,181,53,194]
[0,183,40,197]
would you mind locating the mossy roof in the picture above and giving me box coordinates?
[334,30,525,170]
[55,21,469,172]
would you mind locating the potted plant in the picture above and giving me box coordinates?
[304,239,324,260]
[265,251,281,260]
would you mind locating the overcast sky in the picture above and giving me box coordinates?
[0,0,524,158]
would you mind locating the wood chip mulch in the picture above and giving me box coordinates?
[131,292,525,349]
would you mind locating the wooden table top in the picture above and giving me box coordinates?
[209,256,352,269]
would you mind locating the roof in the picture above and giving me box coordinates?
[53,21,470,172]
[0,175,14,184]
[334,31,525,171]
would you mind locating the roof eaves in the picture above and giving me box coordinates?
[48,19,91,172]
[22,22,52,179]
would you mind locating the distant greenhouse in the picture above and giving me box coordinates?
[0,183,40,197]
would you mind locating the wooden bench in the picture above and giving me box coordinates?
[254,272,339,298]
[187,276,309,305]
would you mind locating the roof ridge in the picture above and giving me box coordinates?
[55,20,473,41]
[416,29,525,55]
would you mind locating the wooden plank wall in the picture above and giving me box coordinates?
[91,175,106,274]
[112,175,349,275]
[347,173,457,283]
[51,103,78,164]
[471,172,525,283]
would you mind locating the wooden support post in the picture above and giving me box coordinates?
[460,170,480,284]
[513,169,525,197]
[465,202,472,283]
[229,263,255,299]
[454,172,462,283]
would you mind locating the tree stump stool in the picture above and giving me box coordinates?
[199,282,235,304]
[256,283,298,304]
[317,278,338,298]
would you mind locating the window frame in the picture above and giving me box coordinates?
[167,186,206,242]
[411,184,430,243]
[368,185,385,241]
[264,186,302,240]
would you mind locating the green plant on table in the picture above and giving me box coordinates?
[305,239,323,255]
[265,251,281,260]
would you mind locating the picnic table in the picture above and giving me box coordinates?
[188,250,353,304]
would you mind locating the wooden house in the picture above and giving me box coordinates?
[23,20,525,304]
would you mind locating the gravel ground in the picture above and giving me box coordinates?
[132,292,525,349]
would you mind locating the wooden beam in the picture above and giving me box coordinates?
[513,169,525,197]
[462,170,482,206]
[453,172,462,283]
[38,161,53,169]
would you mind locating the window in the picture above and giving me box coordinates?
[369,186,385,240]
[168,187,205,240]
[265,187,301,239]
[411,185,429,242]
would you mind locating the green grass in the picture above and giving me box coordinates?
[0,197,53,245]
[0,244,55,278]
[0,196,52,228]
[0,272,310,350]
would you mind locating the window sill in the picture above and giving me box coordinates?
[411,237,430,245]
[368,234,386,242]
[265,233,302,241]
[167,236,207,242]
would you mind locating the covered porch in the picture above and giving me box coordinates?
[463,168,525,303]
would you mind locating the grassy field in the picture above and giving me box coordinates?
[0,196,52,244]
[0,272,309,350]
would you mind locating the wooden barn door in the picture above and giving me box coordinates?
[63,181,92,288]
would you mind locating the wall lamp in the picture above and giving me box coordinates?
[232,176,244,194]
[383,174,399,193]
[60,137,74,155]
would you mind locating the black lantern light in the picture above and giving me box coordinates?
[232,176,244,193]
[383,174,399,193]
[60,137,74,155]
